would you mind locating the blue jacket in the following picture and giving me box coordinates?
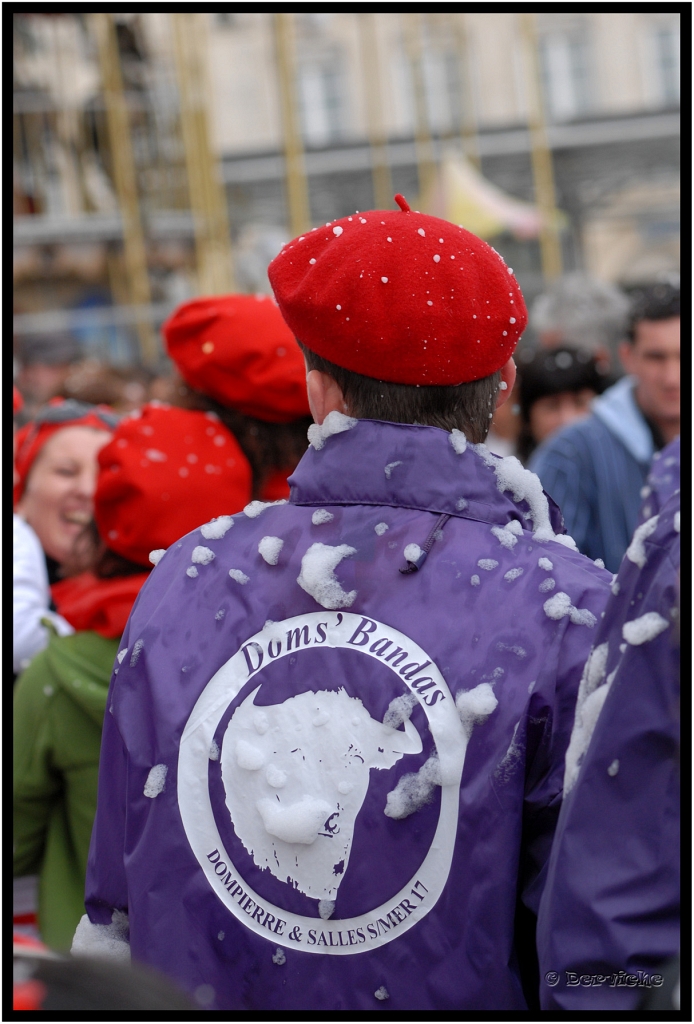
[530,377,655,573]
[537,489,680,1010]
[83,419,610,1012]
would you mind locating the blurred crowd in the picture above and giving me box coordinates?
[13,266,680,1010]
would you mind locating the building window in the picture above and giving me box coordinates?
[540,33,592,120]
[654,24,679,104]
[297,58,346,146]
[422,49,462,135]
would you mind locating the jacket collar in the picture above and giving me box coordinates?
[289,419,564,532]
[592,376,654,465]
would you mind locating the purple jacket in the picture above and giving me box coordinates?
[537,489,680,1010]
[637,435,680,526]
[85,418,610,1012]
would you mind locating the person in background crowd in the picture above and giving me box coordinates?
[77,198,611,1012]
[13,404,252,952]
[13,389,74,678]
[14,334,82,421]
[515,346,609,465]
[530,283,679,573]
[485,378,521,458]
[530,273,629,371]
[14,401,117,586]
[538,473,680,1011]
[62,359,153,413]
[162,294,312,501]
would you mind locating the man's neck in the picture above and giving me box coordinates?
[659,420,680,445]
[634,392,678,448]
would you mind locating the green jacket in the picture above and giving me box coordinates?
[13,626,119,951]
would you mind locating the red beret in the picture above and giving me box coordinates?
[268,194,527,385]
[13,400,118,506]
[95,403,252,566]
[162,294,310,423]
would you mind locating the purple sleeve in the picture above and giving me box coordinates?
[521,568,611,915]
[537,499,680,1010]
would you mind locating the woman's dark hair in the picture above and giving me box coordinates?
[173,384,312,499]
[61,519,148,580]
[298,343,502,442]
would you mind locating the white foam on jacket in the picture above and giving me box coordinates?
[307,411,358,451]
[626,515,659,568]
[71,910,130,962]
[456,683,499,738]
[297,543,357,609]
[544,592,596,627]
[201,516,234,539]
[622,612,669,646]
[191,545,215,565]
[259,536,284,565]
[143,764,168,798]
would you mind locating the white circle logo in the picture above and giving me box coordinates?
[178,612,468,954]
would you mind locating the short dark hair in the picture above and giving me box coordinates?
[298,342,502,443]
[627,283,680,343]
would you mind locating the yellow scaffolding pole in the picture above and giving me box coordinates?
[449,13,480,169]
[519,13,563,280]
[171,12,235,295]
[403,12,437,199]
[273,13,311,237]
[91,12,158,365]
[358,13,393,210]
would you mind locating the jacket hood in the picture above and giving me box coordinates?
[591,376,653,465]
[42,623,119,726]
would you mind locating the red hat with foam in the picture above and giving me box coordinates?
[95,403,252,566]
[268,194,527,385]
[162,294,310,422]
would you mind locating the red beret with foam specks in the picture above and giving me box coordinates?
[268,194,527,385]
[95,403,252,566]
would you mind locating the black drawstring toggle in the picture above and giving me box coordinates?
[399,514,452,574]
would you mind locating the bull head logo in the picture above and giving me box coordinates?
[221,687,422,909]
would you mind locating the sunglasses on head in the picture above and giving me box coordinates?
[33,400,120,431]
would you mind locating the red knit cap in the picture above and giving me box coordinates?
[268,194,527,385]
[13,399,118,506]
[162,294,310,422]
[95,403,252,566]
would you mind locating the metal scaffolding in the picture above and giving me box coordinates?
[171,12,235,295]
[273,13,311,236]
[403,12,437,200]
[358,14,393,210]
[519,13,563,280]
[91,12,159,365]
[450,13,480,169]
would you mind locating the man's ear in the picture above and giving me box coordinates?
[306,369,349,425]
[495,358,517,409]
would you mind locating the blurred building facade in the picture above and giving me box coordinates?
[13,11,680,367]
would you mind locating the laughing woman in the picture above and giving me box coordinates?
[14,400,118,584]
[13,403,252,951]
